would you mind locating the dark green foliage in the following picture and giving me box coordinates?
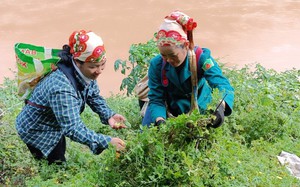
[226,64,300,145]
[95,111,219,187]
[114,39,159,96]
[0,40,299,186]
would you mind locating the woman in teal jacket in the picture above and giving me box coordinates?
[142,11,234,127]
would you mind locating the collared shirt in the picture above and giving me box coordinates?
[72,59,92,84]
[16,65,115,156]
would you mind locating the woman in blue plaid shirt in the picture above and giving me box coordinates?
[16,30,126,164]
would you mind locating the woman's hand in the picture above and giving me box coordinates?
[110,137,126,151]
[108,114,127,129]
[211,102,225,128]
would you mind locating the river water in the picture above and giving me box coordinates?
[1,0,299,97]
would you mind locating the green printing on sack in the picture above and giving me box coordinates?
[15,43,61,99]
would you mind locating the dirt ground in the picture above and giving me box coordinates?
[1,0,299,97]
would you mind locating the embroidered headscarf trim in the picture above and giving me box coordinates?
[156,11,197,46]
[69,30,106,63]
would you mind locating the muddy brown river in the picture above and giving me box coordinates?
[1,0,299,97]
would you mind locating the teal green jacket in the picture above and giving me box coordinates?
[147,48,234,122]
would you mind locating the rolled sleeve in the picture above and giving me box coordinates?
[202,57,235,115]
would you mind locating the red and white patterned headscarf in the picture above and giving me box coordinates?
[69,30,106,63]
[156,11,197,46]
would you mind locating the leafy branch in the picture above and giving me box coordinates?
[114,39,159,96]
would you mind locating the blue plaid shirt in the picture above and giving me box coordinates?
[16,68,115,156]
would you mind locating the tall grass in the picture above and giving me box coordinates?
[0,64,299,186]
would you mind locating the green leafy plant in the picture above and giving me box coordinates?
[1,40,300,186]
[114,39,159,95]
[93,111,220,187]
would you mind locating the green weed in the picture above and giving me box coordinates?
[0,41,299,186]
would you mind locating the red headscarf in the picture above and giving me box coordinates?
[156,11,197,46]
[69,30,106,63]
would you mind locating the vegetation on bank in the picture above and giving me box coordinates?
[0,40,299,186]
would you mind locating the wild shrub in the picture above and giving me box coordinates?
[0,40,299,186]
[227,65,300,145]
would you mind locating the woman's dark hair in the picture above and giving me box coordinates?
[58,45,86,65]
[58,44,72,63]
[75,60,85,65]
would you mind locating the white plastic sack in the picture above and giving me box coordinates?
[277,151,300,179]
